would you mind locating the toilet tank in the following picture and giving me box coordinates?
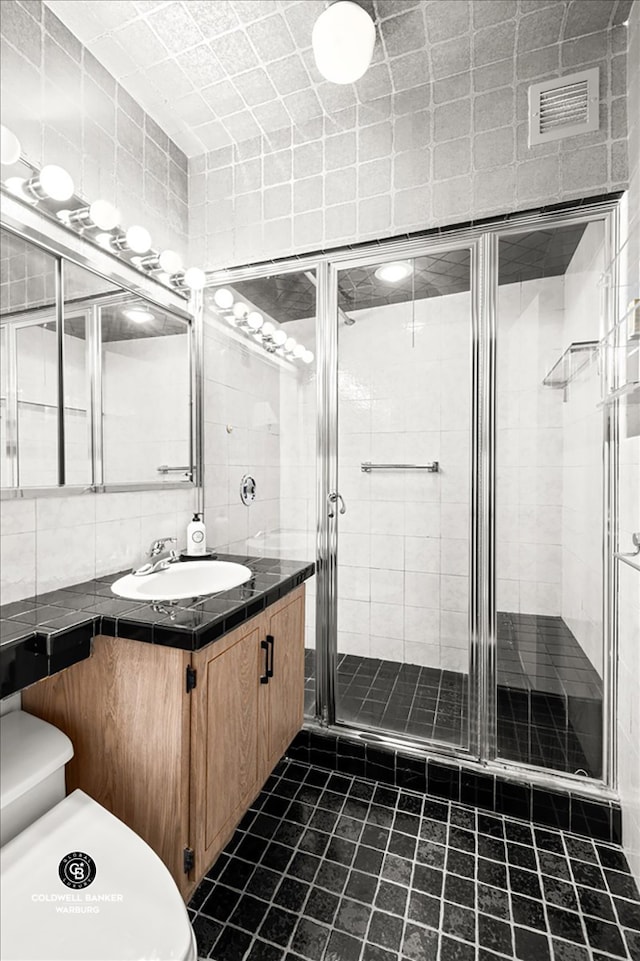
[0,711,74,846]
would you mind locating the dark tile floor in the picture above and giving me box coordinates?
[303,614,603,778]
[188,758,640,961]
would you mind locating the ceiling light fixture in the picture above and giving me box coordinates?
[124,308,155,324]
[374,261,414,283]
[312,1,376,84]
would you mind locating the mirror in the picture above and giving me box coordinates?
[0,229,194,493]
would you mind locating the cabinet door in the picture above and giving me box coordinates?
[262,587,305,771]
[190,621,261,878]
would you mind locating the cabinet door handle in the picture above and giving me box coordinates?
[260,640,270,684]
[266,635,274,678]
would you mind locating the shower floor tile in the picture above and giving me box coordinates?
[303,614,603,777]
[188,758,639,961]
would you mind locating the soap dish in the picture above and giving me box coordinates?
[179,549,218,561]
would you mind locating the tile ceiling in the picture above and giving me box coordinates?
[43,0,632,158]
[230,223,588,320]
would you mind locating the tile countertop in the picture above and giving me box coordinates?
[0,554,315,699]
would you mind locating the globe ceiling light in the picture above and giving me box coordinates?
[0,126,21,165]
[374,260,414,283]
[158,249,183,275]
[312,1,376,85]
[272,329,287,347]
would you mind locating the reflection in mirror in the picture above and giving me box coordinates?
[0,231,60,487]
[63,262,121,487]
[101,299,191,485]
[1,230,194,492]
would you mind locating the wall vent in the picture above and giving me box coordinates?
[528,68,599,146]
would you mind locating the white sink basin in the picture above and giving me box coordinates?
[111,561,253,602]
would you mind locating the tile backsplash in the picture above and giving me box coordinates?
[1,488,197,603]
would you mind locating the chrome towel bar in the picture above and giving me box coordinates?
[361,461,439,473]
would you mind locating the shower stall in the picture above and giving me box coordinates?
[204,195,634,799]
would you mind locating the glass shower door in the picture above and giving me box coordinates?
[332,247,474,750]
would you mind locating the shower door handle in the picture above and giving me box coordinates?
[327,491,346,518]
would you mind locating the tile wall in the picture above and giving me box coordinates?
[560,222,606,676]
[189,3,629,270]
[202,307,283,556]
[0,487,197,604]
[0,0,189,254]
[0,0,196,607]
[496,276,565,619]
[617,0,640,884]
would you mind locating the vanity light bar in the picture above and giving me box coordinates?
[212,289,314,365]
[0,125,205,293]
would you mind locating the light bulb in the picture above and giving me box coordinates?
[89,199,120,230]
[213,288,234,310]
[284,337,297,353]
[272,329,287,347]
[159,249,183,274]
[124,308,154,323]
[233,302,248,319]
[184,267,206,290]
[38,164,74,201]
[374,261,414,283]
[293,344,306,358]
[125,225,151,254]
[5,177,37,204]
[262,321,275,338]
[302,350,314,364]
[247,311,263,331]
[1,126,21,165]
[312,1,376,85]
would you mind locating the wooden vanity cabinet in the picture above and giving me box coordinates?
[23,585,306,899]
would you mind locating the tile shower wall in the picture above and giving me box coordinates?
[0,0,188,253]
[290,292,471,674]
[497,276,565,619]
[618,0,640,884]
[189,2,629,269]
[202,309,282,555]
[0,1,196,607]
[561,222,605,676]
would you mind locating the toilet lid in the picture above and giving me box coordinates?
[0,790,196,961]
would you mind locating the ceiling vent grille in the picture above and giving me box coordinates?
[528,68,599,146]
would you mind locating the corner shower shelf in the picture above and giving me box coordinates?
[543,341,599,389]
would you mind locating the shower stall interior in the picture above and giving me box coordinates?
[204,196,632,797]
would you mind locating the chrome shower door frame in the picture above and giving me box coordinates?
[321,235,484,760]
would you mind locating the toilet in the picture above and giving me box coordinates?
[0,711,197,961]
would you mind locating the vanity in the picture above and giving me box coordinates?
[1,555,313,900]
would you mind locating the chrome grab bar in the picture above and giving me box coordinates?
[361,461,439,473]
[157,464,192,476]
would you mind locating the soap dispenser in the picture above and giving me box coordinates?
[186,513,207,557]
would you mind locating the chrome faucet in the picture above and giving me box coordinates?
[133,537,179,576]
